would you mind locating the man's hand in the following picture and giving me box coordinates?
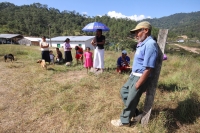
[135,67,152,90]
[135,82,140,90]
[122,57,129,66]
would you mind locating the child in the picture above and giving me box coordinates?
[84,47,93,73]
[55,48,63,63]
[49,50,55,64]
[75,46,83,65]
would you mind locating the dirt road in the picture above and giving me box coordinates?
[174,44,200,54]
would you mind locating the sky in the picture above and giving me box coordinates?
[1,0,200,21]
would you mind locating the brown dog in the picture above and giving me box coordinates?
[37,59,47,69]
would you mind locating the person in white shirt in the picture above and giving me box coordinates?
[40,36,50,63]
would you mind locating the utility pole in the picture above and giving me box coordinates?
[48,24,51,47]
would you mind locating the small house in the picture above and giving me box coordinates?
[18,37,42,46]
[177,39,184,43]
[48,36,95,50]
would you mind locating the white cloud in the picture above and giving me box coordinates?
[82,12,88,15]
[107,11,151,21]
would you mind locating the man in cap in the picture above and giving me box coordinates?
[111,21,158,127]
[116,50,130,74]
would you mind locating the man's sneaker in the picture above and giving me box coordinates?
[111,119,129,127]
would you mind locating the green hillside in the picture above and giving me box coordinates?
[144,11,200,39]
[0,2,157,42]
[0,2,200,42]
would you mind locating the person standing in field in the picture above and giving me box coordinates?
[111,21,158,127]
[40,36,50,64]
[91,29,105,73]
[64,38,73,63]
[84,47,93,73]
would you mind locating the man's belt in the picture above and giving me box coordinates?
[132,72,142,77]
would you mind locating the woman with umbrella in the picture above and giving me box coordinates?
[91,29,105,72]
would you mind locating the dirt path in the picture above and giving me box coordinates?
[174,44,200,54]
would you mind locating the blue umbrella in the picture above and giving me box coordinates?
[82,22,110,32]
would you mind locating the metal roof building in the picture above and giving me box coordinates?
[0,34,23,44]
[0,34,21,38]
[48,36,95,50]
[18,37,43,46]
[24,37,42,42]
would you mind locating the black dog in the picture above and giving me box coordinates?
[4,54,15,62]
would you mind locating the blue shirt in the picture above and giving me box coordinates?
[132,36,158,73]
[117,56,130,67]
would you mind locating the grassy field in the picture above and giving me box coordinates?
[0,44,200,133]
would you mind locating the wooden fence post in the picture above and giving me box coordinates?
[140,29,168,126]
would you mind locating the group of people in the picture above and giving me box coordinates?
[49,48,63,64]
[63,38,93,72]
[39,36,94,72]
[40,21,165,128]
[40,36,63,64]
[39,29,106,73]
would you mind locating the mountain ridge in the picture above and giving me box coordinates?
[143,11,200,39]
[0,2,199,40]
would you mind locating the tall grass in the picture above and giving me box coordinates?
[0,44,200,133]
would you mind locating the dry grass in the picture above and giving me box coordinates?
[0,44,200,133]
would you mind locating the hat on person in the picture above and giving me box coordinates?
[122,50,127,54]
[130,21,152,34]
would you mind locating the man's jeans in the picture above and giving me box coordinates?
[120,75,150,124]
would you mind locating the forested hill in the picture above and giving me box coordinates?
[0,2,137,41]
[0,2,159,42]
[1,2,199,41]
[143,11,200,39]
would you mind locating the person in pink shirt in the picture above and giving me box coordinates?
[84,47,93,73]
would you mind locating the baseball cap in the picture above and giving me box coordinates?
[122,50,127,54]
[130,21,152,34]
